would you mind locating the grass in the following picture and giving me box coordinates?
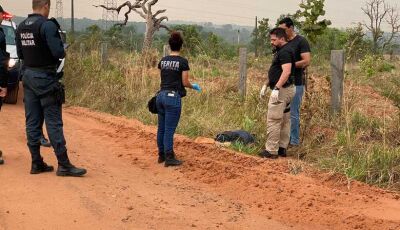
[230,141,262,156]
[319,146,400,189]
[64,45,400,190]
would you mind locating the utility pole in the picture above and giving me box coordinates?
[255,16,258,57]
[102,0,118,30]
[71,0,74,33]
[237,29,241,45]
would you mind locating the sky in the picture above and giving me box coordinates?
[1,0,399,29]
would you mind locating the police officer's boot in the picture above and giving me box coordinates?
[158,152,165,164]
[29,146,53,174]
[278,147,287,157]
[0,150,4,165]
[56,152,87,177]
[164,151,182,167]
[30,158,54,174]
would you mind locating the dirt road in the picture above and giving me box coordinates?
[1,94,400,230]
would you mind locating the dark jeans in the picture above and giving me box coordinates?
[156,90,182,154]
[290,85,304,145]
[23,69,68,165]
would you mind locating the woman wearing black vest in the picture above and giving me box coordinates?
[156,32,201,167]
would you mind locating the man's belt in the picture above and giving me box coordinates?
[282,76,295,88]
[25,65,57,74]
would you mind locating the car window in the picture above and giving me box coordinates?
[0,25,16,45]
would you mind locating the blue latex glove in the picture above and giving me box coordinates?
[192,83,202,92]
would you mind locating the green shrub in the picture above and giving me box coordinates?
[359,54,396,77]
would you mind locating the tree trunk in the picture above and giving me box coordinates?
[143,16,155,52]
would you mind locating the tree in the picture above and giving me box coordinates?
[132,0,170,51]
[172,25,203,56]
[105,26,126,48]
[81,25,102,49]
[312,27,347,59]
[345,23,372,60]
[251,18,271,56]
[295,0,331,43]
[95,0,170,52]
[384,7,400,52]
[94,1,142,26]
[362,0,400,53]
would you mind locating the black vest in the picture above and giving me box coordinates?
[0,28,10,69]
[0,28,6,52]
[16,15,58,68]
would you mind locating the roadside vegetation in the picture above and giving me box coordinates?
[64,0,400,190]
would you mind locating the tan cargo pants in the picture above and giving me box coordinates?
[265,86,295,155]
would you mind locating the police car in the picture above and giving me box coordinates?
[1,13,66,104]
[0,12,21,104]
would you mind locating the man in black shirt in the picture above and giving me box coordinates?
[259,28,295,159]
[279,17,311,147]
[16,0,86,176]
[0,5,10,165]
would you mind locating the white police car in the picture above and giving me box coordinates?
[1,12,20,104]
[1,14,66,104]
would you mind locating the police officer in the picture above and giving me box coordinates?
[16,0,86,176]
[0,5,10,165]
[259,28,295,159]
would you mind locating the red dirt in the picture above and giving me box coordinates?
[0,92,400,230]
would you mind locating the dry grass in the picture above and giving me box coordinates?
[64,45,400,190]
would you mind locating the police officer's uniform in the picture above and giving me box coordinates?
[16,13,86,176]
[0,5,10,165]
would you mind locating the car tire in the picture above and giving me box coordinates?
[4,83,19,104]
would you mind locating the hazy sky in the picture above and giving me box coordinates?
[1,0,399,29]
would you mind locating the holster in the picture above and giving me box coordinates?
[54,82,66,104]
[40,82,65,107]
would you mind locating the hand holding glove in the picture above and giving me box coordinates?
[270,89,280,104]
[259,84,268,99]
[192,83,202,92]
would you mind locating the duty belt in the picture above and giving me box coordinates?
[25,65,57,74]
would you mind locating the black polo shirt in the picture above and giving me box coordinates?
[268,43,295,89]
[288,35,311,86]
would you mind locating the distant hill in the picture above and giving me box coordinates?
[12,16,253,45]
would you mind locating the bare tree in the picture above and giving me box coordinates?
[94,1,143,26]
[362,0,400,53]
[382,6,400,51]
[95,0,170,51]
[132,0,170,51]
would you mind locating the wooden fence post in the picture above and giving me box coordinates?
[163,44,170,57]
[239,48,247,99]
[101,43,108,65]
[331,50,345,114]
